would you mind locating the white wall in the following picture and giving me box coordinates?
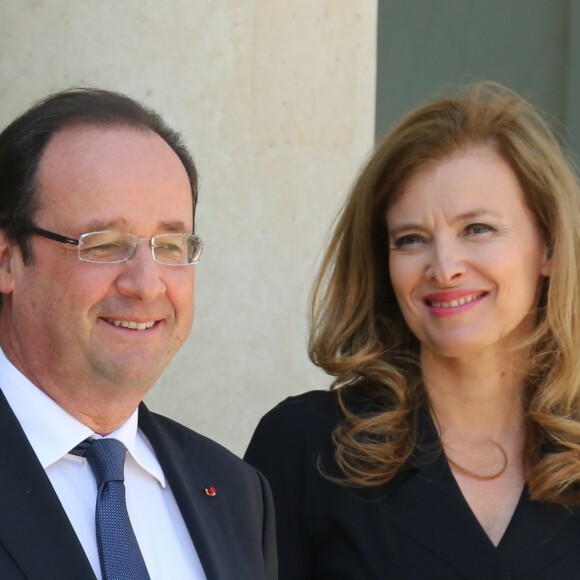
[0,1,377,455]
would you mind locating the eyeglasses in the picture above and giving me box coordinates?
[25,225,203,266]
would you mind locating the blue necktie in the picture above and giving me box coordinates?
[71,438,151,580]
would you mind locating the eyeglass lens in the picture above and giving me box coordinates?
[77,232,202,265]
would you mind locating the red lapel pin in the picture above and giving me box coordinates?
[204,486,217,497]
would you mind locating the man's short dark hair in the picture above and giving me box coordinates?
[0,87,198,264]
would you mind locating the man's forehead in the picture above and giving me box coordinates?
[37,124,187,189]
[40,123,158,161]
[34,124,193,229]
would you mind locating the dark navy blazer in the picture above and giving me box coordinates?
[0,390,277,580]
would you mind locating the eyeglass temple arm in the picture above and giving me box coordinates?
[25,225,80,246]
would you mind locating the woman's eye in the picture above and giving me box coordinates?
[392,234,425,249]
[465,223,495,235]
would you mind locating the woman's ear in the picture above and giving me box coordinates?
[540,243,552,278]
[0,230,15,295]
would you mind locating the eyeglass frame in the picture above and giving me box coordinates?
[22,224,204,266]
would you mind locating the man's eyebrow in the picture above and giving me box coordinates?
[83,218,129,232]
[82,219,191,233]
[156,220,191,232]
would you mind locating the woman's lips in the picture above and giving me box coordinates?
[423,291,488,316]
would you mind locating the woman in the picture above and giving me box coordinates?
[244,82,580,580]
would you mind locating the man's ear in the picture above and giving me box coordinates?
[0,230,15,295]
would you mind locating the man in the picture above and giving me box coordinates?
[0,89,276,580]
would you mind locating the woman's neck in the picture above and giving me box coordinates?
[421,348,526,441]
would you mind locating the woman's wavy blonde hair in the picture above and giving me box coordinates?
[309,81,580,505]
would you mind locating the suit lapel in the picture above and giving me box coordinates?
[0,390,96,580]
[498,486,580,577]
[375,409,580,579]
[138,404,237,580]
[376,456,511,579]
[375,409,511,580]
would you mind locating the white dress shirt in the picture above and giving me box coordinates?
[0,348,206,580]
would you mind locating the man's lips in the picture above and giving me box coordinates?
[103,318,157,330]
[423,291,488,308]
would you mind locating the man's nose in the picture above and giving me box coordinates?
[116,242,166,301]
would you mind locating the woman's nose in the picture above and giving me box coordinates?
[425,240,466,285]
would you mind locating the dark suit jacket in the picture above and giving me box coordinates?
[245,390,580,580]
[0,389,277,580]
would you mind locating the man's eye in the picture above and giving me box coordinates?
[157,243,181,251]
[81,242,127,259]
[86,242,126,254]
[95,242,124,250]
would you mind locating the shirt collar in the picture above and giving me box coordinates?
[0,347,166,486]
[96,412,167,487]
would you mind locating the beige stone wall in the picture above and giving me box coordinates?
[0,1,377,455]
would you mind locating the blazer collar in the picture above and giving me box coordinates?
[138,403,240,580]
[377,451,512,579]
[375,408,580,579]
[0,389,96,579]
[499,486,580,576]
